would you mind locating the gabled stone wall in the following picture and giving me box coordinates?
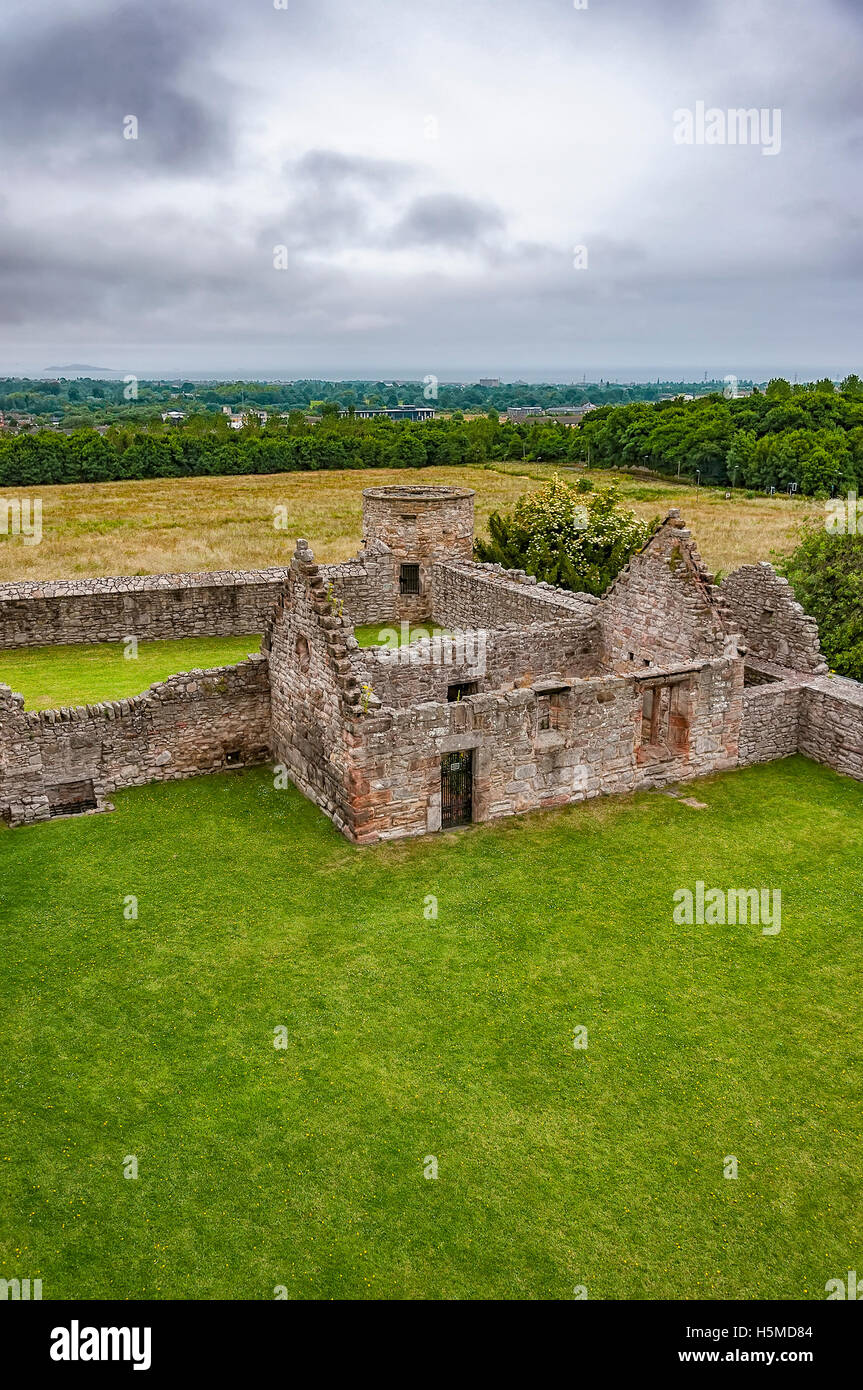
[719,562,827,674]
[265,540,366,838]
[600,512,732,667]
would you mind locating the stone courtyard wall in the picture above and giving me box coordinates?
[354,617,603,708]
[0,570,290,649]
[798,675,863,781]
[432,561,600,629]
[0,657,270,826]
[738,676,804,766]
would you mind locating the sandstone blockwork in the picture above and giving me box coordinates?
[1,486,861,836]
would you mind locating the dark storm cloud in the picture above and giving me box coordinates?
[0,0,231,169]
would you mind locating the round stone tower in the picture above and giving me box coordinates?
[361,485,475,622]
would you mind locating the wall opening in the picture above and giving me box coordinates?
[48,779,97,817]
[441,750,473,828]
[399,564,421,595]
[447,681,478,702]
[639,678,691,756]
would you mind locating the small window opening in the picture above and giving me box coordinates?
[400,563,420,595]
[448,681,478,702]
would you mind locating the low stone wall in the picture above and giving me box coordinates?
[0,656,271,826]
[738,677,803,766]
[432,561,599,629]
[355,618,603,708]
[0,570,290,649]
[321,546,397,626]
[719,563,827,674]
[799,675,863,781]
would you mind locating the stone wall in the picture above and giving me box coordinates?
[432,560,600,629]
[354,617,603,708]
[600,512,732,667]
[320,545,398,626]
[798,674,863,781]
[738,675,804,766]
[344,652,743,844]
[0,570,290,649]
[719,562,827,674]
[265,541,366,838]
[0,657,271,826]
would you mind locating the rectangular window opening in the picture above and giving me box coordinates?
[399,563,420,595]
[447,681,478,702]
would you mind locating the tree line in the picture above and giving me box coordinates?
[577,378,863,495]
[0,410,598,487]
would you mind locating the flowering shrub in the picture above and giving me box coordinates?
[474,472,657,595]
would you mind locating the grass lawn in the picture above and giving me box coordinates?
[0,635,262,711]
[0,755,860,1300]
[0,464,817,584]
[354,622,451,648]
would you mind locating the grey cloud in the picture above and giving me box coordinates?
[389,195,505,250]
[0,1,231,169]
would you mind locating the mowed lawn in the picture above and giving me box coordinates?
[0,636,262,711]
[0,756,860,1300]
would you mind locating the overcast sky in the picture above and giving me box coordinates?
[0,0,860,381]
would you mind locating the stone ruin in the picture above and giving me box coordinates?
[1,483,862,840]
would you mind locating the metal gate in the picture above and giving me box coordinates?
[441,750,473,828]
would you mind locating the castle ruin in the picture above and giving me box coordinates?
[2,484,861,840]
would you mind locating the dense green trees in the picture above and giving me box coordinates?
[779,525,863,680]
[473,473,656,595]
[0,413,576,487]
[578,381,863,495]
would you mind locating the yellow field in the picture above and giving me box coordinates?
[0,464,818,583]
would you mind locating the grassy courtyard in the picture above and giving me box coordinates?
[0,636,262,711]
[0,755,860,1300]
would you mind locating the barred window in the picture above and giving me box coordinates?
[399,563,420,595]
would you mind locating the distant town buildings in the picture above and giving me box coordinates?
[478,378,501,388]
[338,406,436,422]
[221,405,269,428]
[505,404,596,425]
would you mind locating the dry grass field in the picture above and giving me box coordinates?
[0,464,818,583]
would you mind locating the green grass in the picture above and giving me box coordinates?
[353,622,451,648]
[0,756,861,1300]
[0,636,262,711]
